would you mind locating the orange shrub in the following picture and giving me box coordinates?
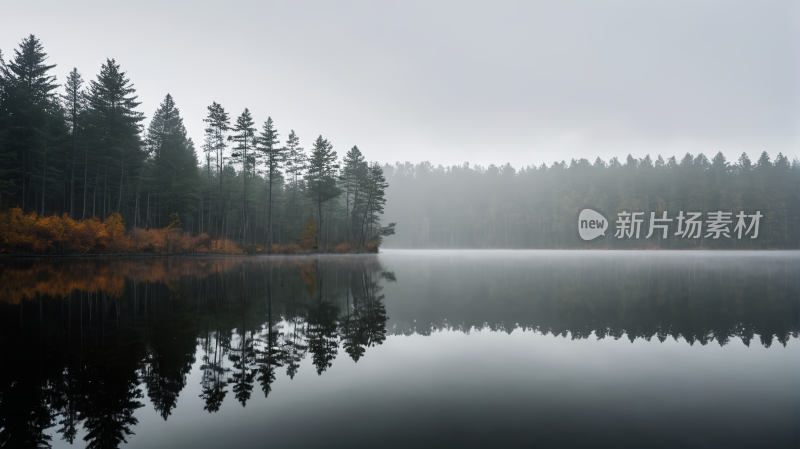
[0,208,38,252]
[333,242,353,253]
[0,207,244,255]
[103,214,131,252]
[270,243,303,254]
[205,237,243,254]
[0,208,135,254]
[299,219,317,249]
[130,229,226,254]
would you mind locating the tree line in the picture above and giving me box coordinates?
[0,34,394,251]
[382,153,800,249]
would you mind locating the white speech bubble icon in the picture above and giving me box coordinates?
[578,209,608,241]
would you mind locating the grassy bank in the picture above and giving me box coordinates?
[0,208,379,256]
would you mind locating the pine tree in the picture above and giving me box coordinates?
[305,135,340,248]
[756,151,772,169]
[145,94,195,228]
[62,68,84,217]
[343,146,366,243]
[284,130,305,236]
[229,109,256,243]
[203,102,230,236]
[0,35,59,212]
[87,58,144,218]
[256,117,285,247]
[358,162,393,247]
[0,48,17,205]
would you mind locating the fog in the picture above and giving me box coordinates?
[2,0,797,167]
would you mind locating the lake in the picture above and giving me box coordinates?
[1,250,798,448]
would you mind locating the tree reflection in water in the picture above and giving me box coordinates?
[0,253,797,447]
[0,256,391,447]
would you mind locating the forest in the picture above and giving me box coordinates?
[381,151,800,249]
[2,34,799,254]
[0,35,394,254]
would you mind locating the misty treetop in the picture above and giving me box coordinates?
[0,34,394,251]
[382,152,800,249]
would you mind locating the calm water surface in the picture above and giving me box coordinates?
[1,250,798,448]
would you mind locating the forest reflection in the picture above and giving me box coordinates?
[0,253,798,447]
[0,257,390,448]
[383,252,800,349]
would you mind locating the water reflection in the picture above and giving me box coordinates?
[382,251,800,348]
[0,256,391,447]
[0,252,797,448]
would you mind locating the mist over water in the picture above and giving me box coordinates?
[1,251,798,448]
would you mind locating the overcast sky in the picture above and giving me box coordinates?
[2,0,798,168]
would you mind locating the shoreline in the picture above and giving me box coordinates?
[0,250,380,258]
[2,247,798,259]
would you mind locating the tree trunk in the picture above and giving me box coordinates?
[292,172,298,237]
[243,144,248,243]
[345,182,350,243]
[359,189,374,248]
[102,163,108,219]
[218,155,223,238]
[92,155,100,217]
[206,169,211,236]
[267,165,273,248]
[352,184,361,244]
[41,140,47,216]
[318,186,323,248]
[82,141,89,219]
[22,152,27,212]
[117,150,124,213]
[70,129,76,217]
[134,181,141,229]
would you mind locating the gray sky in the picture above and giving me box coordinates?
[3,0,798,167]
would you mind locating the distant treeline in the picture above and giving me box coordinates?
[0,35,394,252]
[382,152,800,249]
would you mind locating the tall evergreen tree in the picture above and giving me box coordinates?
[0,35,59,212]
[145,94,196,228]
[87,58,144,217]
[0,48,12,205]
[61,68,84,217]
[256,117,285,247]
[305,135,340,248]
[284,130,305,236]
[343,146,366,243]
[229,109,256,242]
[0,49,9,204]
[203,102,230,236]
[358,162,392,247]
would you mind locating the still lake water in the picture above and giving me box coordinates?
[1,250,798,448]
